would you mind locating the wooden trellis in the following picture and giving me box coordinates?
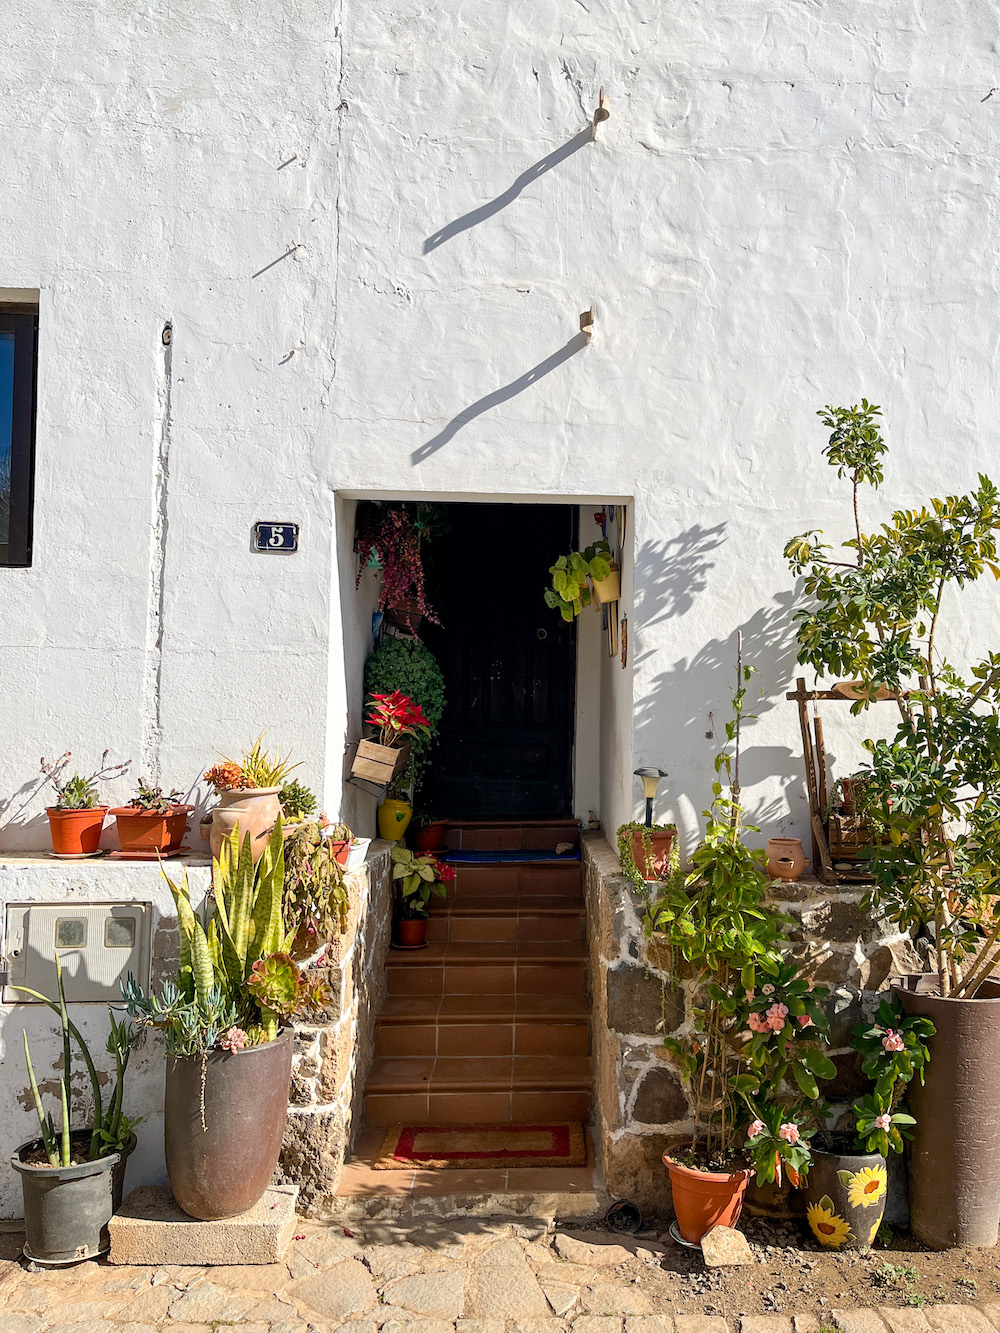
[786,677,900,886]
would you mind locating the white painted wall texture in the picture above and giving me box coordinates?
[2,2,1000,858]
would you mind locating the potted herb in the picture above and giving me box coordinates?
[544,539,617,621]
[805,997,933,1251]
[12,956,140,1264]
[390,845,454,948]
[617,820,677,885]
[785,400,1000,1247]
[122,821,330,1220]
[203,734,300,864]
[39,751,130,856]
[283,819,350,958]
[354,690,430,807]
[110,778,192,854]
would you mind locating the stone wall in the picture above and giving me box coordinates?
[278,840,392,1210]
[583,832,923,1218]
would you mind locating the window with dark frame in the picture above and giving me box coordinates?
[0,304,38,567]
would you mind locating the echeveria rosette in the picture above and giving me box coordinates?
[851,995,935,1101]
[854,1090,915,1156]
[743,1101,816,1187]
[246,952,332,1024]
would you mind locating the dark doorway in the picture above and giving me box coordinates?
[421,503,576,818]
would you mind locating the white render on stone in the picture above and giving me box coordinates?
[2,3,994,858]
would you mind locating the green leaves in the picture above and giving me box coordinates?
[817,400,886,489]
[544,540,615,620]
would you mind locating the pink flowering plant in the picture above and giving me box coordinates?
[743,1102,816,1188]
[845,995,934,1156]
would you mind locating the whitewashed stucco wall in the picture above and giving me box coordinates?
[1,2,999,855]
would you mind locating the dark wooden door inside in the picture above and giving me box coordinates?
[421,503,576,819]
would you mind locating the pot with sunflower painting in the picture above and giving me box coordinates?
[805,1140,888,1250]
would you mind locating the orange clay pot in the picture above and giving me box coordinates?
[46,807,108,856]
[663,1149,753,1245]
[110,805,193,853]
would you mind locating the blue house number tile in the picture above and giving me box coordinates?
[253,522,299,552]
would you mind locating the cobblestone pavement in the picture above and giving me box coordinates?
[1,1220,999,1333]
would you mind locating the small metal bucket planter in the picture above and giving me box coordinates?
[12,1132,136,1266]
[805,1144,887,1251]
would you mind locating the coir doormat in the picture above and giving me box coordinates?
[374,1122,587,1170]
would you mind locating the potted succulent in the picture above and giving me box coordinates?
[544,539,616,621]
[617,820,678,886]
[39,751,130,856]
[785,400,1000,1247]
[11,957,140,1264]
[805,996,933,1251]
[390,846,454,947]
[354,689,430,808]
[345,834,372,872]
[110,778,193,854]
[203,734,300,864]
[324,820,354,866]
[283,819,350,958]
[278,778,317,833]
[122,821,330,1220]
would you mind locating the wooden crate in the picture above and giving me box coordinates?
[350,740,410,788]
[828,813,877,858]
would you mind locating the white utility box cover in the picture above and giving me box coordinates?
[4,902,152,1004]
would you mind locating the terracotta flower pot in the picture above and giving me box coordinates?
[895,976,1000,1249]
[765,837,808,881]
[46,807,108,856]
[591,561,621,604]
[663,1148,753,1245]
[328,840,350,867]
[378,798,413,841]
[413,822,445,852]
[111,805,193,853]
[628,828,675,882]
[395,917,428,948]
[805,1145,887,1251]
[210,787,281,864]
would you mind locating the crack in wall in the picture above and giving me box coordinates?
[140,323,173,785]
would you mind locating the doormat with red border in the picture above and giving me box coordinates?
[374,1122,587,1170]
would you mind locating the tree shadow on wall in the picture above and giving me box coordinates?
[634,525,728,632]
[423,128,593,253]
[634,591,810,830]
[412,332,588,464]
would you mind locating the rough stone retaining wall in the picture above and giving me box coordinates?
[278,840,393,1210]
[582,832,923,1217]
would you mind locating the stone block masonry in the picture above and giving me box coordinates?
[277,841,393,1209]
[582,833,919,1216]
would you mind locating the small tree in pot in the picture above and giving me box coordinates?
[785,401,1000,1246]
[123,821,331,1221]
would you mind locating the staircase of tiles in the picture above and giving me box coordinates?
[363,820,592,1127]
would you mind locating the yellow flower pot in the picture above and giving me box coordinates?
[591,561,621,604]
[378,798,412,841]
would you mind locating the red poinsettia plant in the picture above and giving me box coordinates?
[366,691,432,749]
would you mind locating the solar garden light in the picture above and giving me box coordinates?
[634,767,667,827]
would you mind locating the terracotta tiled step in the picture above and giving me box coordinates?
[367,1054,592,1093]
[387,941,585,965]
[378,993,590,1022]
[376,1018,590,1058]
[387,960,587,997]
[443,819,581,852]
[424,911,584,945]
[445,863,582,897]
[430,893,584,915]
[364,1088,593,1126]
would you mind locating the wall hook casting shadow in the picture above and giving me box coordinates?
[412,332,588,464]
[423,128,592,253]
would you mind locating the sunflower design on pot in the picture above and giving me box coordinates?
[842,1164,887,1209]
[807,1196,854,1249]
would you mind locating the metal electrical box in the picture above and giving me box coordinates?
[4,902,152,1004]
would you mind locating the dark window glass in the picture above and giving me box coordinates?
[0,306,38,566]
